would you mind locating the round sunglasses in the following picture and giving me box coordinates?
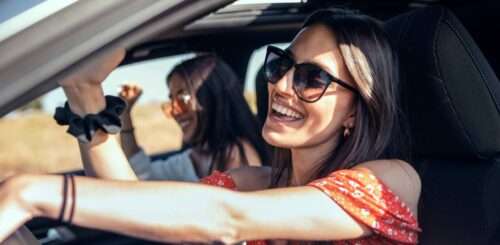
[161,92,192,118]
[264,45,358,103]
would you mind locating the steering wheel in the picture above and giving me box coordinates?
[2,226,40,245]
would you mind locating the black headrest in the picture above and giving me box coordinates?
[385,7,500,159]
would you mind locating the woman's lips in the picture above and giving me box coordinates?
[178,120,190,129]
[271,102,304,119]
[175,116,192,130]
[268,100,305,125]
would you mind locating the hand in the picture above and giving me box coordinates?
[2,226,40,245]
[0,176,36,243]
[119,83,143,112]
[58,48,126,116]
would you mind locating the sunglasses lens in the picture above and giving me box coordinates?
[162,94,192,117]
[264,46,348,102]
[294,64,330,102]
[265,48,292,84]
[178,94,192,112]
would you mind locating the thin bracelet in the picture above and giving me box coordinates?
[67,175,76,225]
[58,175,68,223]
[121,127,134,133]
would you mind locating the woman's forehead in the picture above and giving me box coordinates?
[289,24,338,57]
[289,25,345,78]
[168,73,190,91]
[289,24,357,87]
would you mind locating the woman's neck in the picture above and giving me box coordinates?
[289,134,341,186]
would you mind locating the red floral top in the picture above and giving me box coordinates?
[201,170,421,244]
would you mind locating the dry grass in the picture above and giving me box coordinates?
[0,92,257,180]
[0,103,182,179]
[0,91,257,180]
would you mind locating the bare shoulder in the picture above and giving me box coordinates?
[226,166,272,191]
[353,159,421,216]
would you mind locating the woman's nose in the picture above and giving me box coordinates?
[171,100,186,116]
[161,101,184,118]
[272,69,295,97]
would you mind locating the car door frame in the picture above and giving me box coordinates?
[0,0,235,117]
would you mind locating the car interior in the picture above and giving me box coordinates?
[1,0,499,244]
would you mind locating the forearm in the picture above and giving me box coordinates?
[1,173,372,244]
[62,84,138,180]
[119,112,141,159]
[23,175,239,243]
[79,131,138,180]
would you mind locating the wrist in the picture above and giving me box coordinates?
[120,111,133,124]
[121,127,134,133]
[6,174,41,219]
[62,84,106,117]
[122,110,131,117]
[15,174,65,220]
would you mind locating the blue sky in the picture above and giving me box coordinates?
[0,0,44,23]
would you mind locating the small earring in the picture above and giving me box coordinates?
[343,127,351,138]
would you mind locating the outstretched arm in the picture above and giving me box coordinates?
[0,174,371,244]
[0,159,420,243]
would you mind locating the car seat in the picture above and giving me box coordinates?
[385,6,500,244]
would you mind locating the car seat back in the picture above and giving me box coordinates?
[385,7,500,244]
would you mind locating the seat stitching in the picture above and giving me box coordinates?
[443,17,500,113]
[432,7,481,158]
[435,8,492,235]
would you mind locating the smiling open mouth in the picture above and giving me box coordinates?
[270,102,305,121]
[176,118,192,129]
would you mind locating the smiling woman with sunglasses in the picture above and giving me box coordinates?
[0,10,421,244]
[117,55,270,181]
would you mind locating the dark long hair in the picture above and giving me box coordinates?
[167,54,270,171]
[271,10,410,187]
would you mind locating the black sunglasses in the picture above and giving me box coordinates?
[264,45,358,103]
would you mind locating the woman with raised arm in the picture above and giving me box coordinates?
[115,55,269,181]
[0,10,421,244]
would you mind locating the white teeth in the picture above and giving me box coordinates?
[179,120,190,128]
[271,102,303,119]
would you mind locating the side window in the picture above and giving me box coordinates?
[0,54,193,178]
[244,43,288,124]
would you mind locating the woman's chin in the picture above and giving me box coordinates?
[181,134,194,146]
[262,129,300,148]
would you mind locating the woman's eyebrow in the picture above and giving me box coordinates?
[286,48,335,74]
[306,60,334,75]
[284,48,295,59]
[169,88,185,98]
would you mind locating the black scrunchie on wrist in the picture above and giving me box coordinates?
[54,96,126,143]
